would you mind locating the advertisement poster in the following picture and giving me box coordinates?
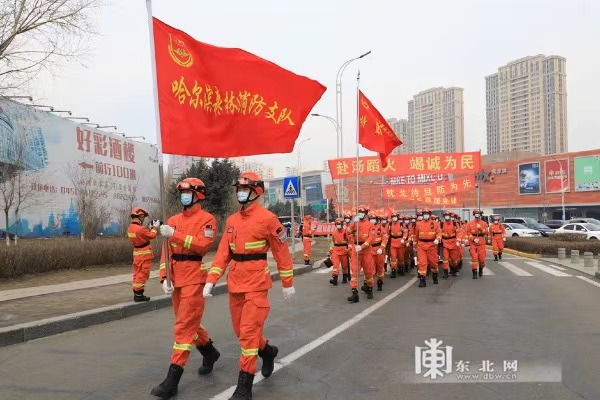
[518,162,541,195]
[545,159,570,193]
[0,99,160,237]
[574,155,600,192]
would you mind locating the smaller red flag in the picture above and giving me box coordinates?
[358,91,402,166]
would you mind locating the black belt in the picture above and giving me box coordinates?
[231,253,267,262]
[358,241,366,245]
[390,235,404,239]
[372,243,381,247]
[334,243,347,247]
[442,235,456,239]
[171,254,203,261]
[419,238,435,242]
[303,235,313,238]
[133,241,150,249]
[472,234,485,237]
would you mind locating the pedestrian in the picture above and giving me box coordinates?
[346,205,376,302]
[380,214,391,272]
[127,207,159,302]
[329,217,350,285]
[301,215,313,265]
[440,210,461,278]
[489,216,506,261]
[369,213,386,292]
[389,212,409,278]
[151,178,221,400]
[465,209,489,279]
[415,208,442,288]
[203,172,295,400]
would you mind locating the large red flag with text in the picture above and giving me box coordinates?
[153,18,326,157]
[358,91,402,166]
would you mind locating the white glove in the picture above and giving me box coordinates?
[376,248,383,255]
[355,245,362,253]
[433,239,439,245]
[474,238,479,244]
[400,239,405,244]
[406,242,410,247]
[162,280,174,295]
[203,282,214,298]
[487,239,491,245]
[160,224,175,237]
[282,286,295,300]
[456,241,461,246]
[152,220,160,228]
[503,237,506,242]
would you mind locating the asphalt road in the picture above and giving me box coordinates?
[1,250,599,400]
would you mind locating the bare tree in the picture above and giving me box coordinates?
[0,0,103,91]
[0,163,16,246]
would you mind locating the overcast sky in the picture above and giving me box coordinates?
[32,0,600,176]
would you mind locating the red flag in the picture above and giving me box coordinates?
[358,91,402,166]
[152,18,326,157]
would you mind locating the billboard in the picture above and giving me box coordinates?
[0,99,160,237]
[574,155,600,192]
[544,159,570,193]
[518,162,540,195]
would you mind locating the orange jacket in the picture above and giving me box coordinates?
[347,219,376,251]
[128,222,157,261]
[441,221,460,249]
[415,220,442,244]
[159,204,216,287]
[389,221,408,248]
[329,228,349,255]
[465,219,489,242]
[207,202,293,293]
[301,218,313,236]
[488,222,506,238]
[380,223,390,246]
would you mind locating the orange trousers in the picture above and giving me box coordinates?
[303,237,312,261]
[372,247,385,280]
[229,290,270,374]
[389,246,408,270]
[171,284,210,367]
[132,258,151,291]
[492,236,504,255]
[331,251,349,276]
[417,241,439,276]
[442,246,461,270]
[469,242,487,270]
[349,250,375,288]
[406,244,414,266]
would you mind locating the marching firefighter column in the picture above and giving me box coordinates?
[369,213,387,292]
[329,218,350,285]
[204,172,295,400]
[440,211,461,279]
[415,209,442,288]
[346,205,376,303]
[465,209,489,279]
[127,207,159,302]
[407,215,417,271]
[380,214,391,272]
[389,212,409,278]
[151,178,221,400]
[301,215,313,265]
[489,216,506,261]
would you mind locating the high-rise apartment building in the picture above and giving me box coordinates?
[486,55,567,155]
[408,87,464,154]
[230,157,274,179]
[386,118,411,154]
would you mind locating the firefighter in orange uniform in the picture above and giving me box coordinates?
[151,178,221,400]
[441,210,461,279]
[329,218,350,285]
[455,215,466,271]
[406,215,417,271]
[301,215,313,265]
[203,172,294,400]
[489,216,506,261]
[465,209,489,279]
[415,208,442,288]
[347,205,376,302]
[380,214,391,271]
[127,207,159,302]
[389,212,409,278]
[370,213,387,292]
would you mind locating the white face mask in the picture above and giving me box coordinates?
[358,212,366,219]
[474,214,481,219]
[423,214,430,221]
[417,216,423,221]
[382,220,388,224]
[370,219,377,224]
[411,219,416,223]
[494,221,499,224]
[392,217,398,222]
[336,224,342,230]
[237,191,250,203]
[404,220,409,224]
[344,218,350,223]
[444,215,450,221]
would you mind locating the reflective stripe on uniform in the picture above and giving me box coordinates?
[159,262,166,270]
[184,235,193,249]
[173,342,193,352]
[209,266,223,275]
[127,233,136,238]
[133,250,152,256]
[200,264,209,271]
[229,243,236,251]
[132,282,145,288]
[241,347,258,357]
[245,240,267,249]
[280,269,293,278]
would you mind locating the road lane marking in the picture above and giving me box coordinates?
[497,262,533,276]
[576,276,600,288]
[314,268,330,274]
[209,277,418,400]
[525,262,572,277]
[482,267,495,276]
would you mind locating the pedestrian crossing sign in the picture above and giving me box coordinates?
[283,176,300,199]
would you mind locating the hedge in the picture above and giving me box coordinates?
[504,237,600,256]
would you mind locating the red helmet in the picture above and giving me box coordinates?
[421,208,431,214]
[472,209,482,216]
[417,211,423,216]
[443,210,452,216]
[335,217,344,225]
[368,212,378,220]
[234,172,264,196]
[177,177,206,200]
[344,213,352,219]
[131,207,148,218]
[493,215,501,221]
[358,204,369,214]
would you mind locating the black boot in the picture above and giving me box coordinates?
[347,288,359,303]
[472,269,478,279]
[133,290,150,302]
[418,275,426,288]
[229,370,254,400]
[384,262,388,272]
[342,274,348,284]
[443,269,449,279]
[498,253,502,260]
[450,267,457,276]
[458,259,463,269]
[197,339,220,375]
[432,272,439,284]
[304,260,310,265]
[494,254,498,261]
[479,266,484,277]
[390,269,397,279]
[404,265,409,273]
[367,285,374,299]
[376,279,383,292]
[361,283,368,293]
[258,342,278,378]
[329,276,338,286]
[151,364,183,399]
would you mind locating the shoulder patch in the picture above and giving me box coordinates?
[204,227,214,238]
[227,227,234,233]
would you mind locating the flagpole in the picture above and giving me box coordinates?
[355,70,361,293]
[146,0,171,287]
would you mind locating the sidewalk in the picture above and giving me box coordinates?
[0,238,327,346]
[540,256,600,278]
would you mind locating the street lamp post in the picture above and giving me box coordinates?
[311,113,341,213]
[297,138,311,222]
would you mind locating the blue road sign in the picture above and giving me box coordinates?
[283,176,300,199]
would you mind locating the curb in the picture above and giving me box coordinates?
[540,258,600,280]
[0,264,312,348]
[485,245,541,259]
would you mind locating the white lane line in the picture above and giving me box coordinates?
[576,276,600,288]
[314,268,330,274]
[482,267,495,276]
[498,262,533,276]
[209,277,418,400]
[541,263,567,271]
[525,262,572,277]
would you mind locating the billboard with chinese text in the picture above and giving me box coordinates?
[544,159,570,193]
[518,162,541,195]
[0,99,160,237]
[574,155,600,192]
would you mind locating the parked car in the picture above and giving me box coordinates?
[544,220,567,229]
[503,217,554,237]
[567,218,600,228]
[553,223,600,240]
[502,223,542,237]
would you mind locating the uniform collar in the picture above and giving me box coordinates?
[131,220,142,226]
[182,203,202,217]
[241,201,260,215]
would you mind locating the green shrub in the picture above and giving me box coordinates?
[549,233,587,242]
[505,237,600,256]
